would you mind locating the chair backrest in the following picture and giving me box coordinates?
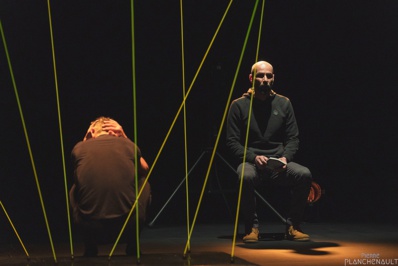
[308,181,322,203]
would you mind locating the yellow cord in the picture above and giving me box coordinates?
[108,0,142,260]
[179,0,192,253]
[0,201,30,258]
[1,17,57,263]
[46,0,75,259]
[182,0,235,256]
[230,0,262,260]
[131,0,141,262]
[2,0,268,263]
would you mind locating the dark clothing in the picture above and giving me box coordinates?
[237,162,311,233]
[227,91,299,163]
[71,135,145,220]
[226,90,311,234]
[69,135,151,255]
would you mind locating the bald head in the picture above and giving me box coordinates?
[249,61,275,100]
[251,61,274,75]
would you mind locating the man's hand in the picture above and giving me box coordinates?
[138,157,150,179]
[273,157,287,172]
[254,155,269,170]
[279,157,287,165]
[255,156,287,172]
[102,120,127,138]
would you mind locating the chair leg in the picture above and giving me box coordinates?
[254,190,288,224]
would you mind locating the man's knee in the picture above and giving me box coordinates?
[298,166,312,185]
[287,162,312,184]
[301,166,312,178]
[237,163,257,181]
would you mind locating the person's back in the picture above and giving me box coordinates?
[72,135,139,220]
[69,117,151,257]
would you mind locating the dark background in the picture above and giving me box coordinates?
[1,0,397,243]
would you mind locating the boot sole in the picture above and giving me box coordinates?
[285,235,310,241]
[243,239,259,243]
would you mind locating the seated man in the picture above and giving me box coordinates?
[226,61,312,242]
[69,117,151,256]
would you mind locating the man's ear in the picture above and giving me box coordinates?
[90,128,96,138]
[249,74,253,83]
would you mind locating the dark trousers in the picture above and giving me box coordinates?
[77,213,140,255]
[237,162,312,234]
[73,182,151,256]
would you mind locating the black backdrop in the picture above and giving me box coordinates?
[1,0,397,242]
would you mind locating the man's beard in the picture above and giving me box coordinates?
[255,81,272,94]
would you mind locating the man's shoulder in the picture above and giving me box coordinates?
[230,97,250,113]
[100,135,135,147]
[71,140,85,157]
[113,137,137,151]
[232,94,250,105]
[274,93,290,101]
[272,93,292,106]
[116,136,134,144]
[72,140,84,150]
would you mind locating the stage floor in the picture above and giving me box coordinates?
[1,221,397,266]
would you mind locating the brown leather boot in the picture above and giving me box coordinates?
[285,225,310,241]
[243,227,259,243]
